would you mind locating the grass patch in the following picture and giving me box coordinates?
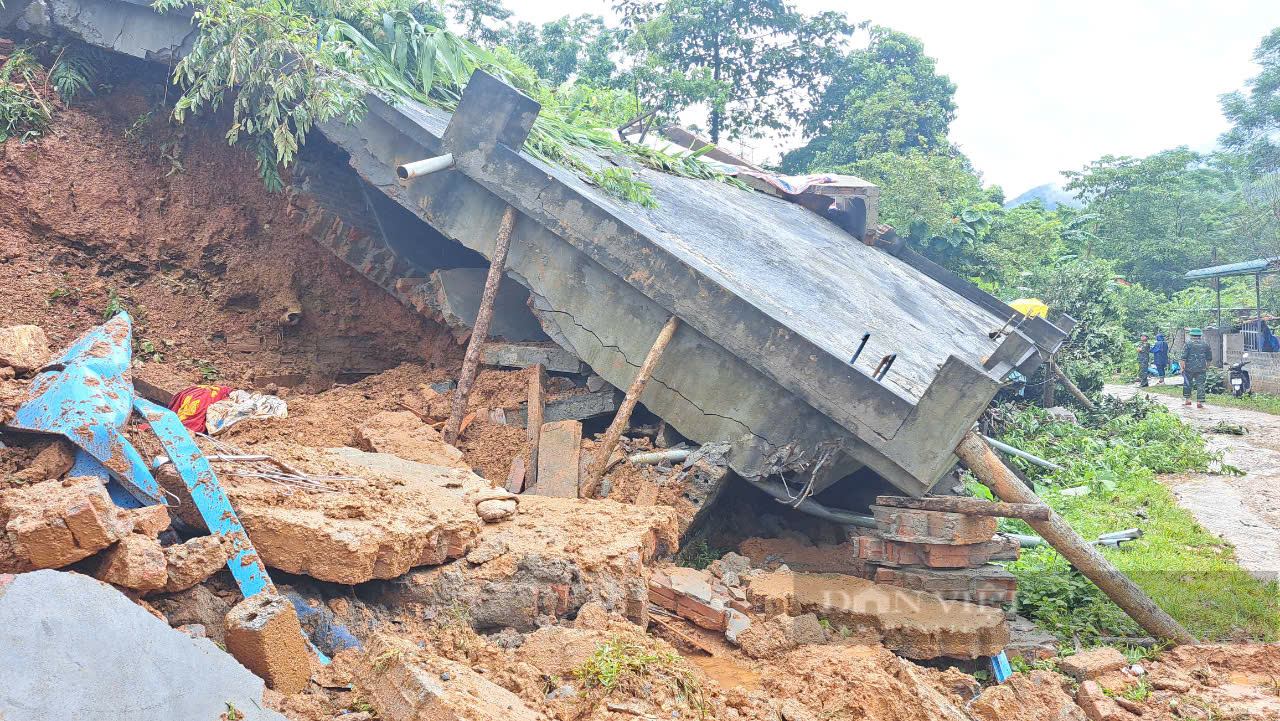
[989,396,1280,642]
[572,637,705,716]
[1143,383,1280,416]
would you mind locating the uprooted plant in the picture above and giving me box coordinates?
[572,637,706,717]
[151,0,747,205]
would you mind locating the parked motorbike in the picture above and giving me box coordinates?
[1230,353,1252,398]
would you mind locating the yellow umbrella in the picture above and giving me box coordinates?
[1009,298,1049,318]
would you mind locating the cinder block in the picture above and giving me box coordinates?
[224,593,311,694]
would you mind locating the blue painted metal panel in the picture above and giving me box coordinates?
[134,398,274,598]
[989,651,1012,683]
[7,313,163,505]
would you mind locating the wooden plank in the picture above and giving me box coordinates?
[527,363,546,489]
[874,495,1051,521]
[634,482,660,507]
[534,420,582,497]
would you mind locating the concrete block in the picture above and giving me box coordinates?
[94,534,168,593]
[354,635,540,721]
[870,565,1016,606]
[870,505,998,545]
[0,324,49,373]
[534,420,582,497]
[225,593,311,694]
[163,535,234,592]
[128,505,173,538]
[507,389,621,425]
[1,477,131,570]
[745,570,1009,660]
[1059,647,1129,682]
[784,613,825,645]
[481,342,582,373]
[0,570,286,720]
[1076,680,1128,721]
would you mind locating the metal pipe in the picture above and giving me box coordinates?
[396,153,454,180]
[628,449,693,466]
[982,435,1063,472]
[849,331,870,365]
[744,477,879,529]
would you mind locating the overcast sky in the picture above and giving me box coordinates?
[507,0,1280,196]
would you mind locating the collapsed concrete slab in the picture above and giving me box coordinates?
[0,570,286,721]
[745,570,1009,660]
[13,0,1072,496]
[401,268,550,343]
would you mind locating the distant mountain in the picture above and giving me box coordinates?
[1005,184,1083,210]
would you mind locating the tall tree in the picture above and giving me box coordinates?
[448,0,511,46]
[501,15,619,86]
[1062,149,1235,293]
[615,0,853,143]
[782,26,956,173]
[1220,27,1280,173]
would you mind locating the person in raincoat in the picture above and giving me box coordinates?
[1152,333,1169,384]
[1182,328,1212,408]
[1136,334,1151,387]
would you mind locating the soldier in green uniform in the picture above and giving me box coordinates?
[1182,328,1212,408]
[1137,334,1151,387]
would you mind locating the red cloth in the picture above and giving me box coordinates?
[168,385,235,433]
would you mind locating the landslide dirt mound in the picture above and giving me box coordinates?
[0,75,461,390]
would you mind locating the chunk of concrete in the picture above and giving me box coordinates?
[745,570,1009,660]
[0,570,286,720]
[225,593,311,694]
[1059,647,1129,682]
[481,342,582,373]
[12,438,75,484]
[228,448,483,585]
[1,476,132,571]
[413,268,550,343]
[163,535,234,592]
[354,634,540,721]
[356,410,469,471]
[0,324,49,374]
[1075,680,1128,721]
[534,420,582,497]
[94,534,168,593]
[128,505,173,538]
[784,612,826,645]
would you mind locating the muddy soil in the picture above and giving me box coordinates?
[1107,383,1280,580]
[0,77,462,390]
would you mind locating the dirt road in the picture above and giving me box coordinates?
[1106,383,1280,581]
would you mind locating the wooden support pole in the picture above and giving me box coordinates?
[444,206,517,444]
[954,431,1195,645]
[526,362,547,490]
[874,495,1051,521]
[581,315,680,498]
[1052,359,1095,411]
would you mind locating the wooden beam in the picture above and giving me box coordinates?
[526,363,546,490]
[1052,359,1095,411]
[954,431,1194,644]
[874,495,1051,521]
[581,315,680,498]
[444,206,517,444]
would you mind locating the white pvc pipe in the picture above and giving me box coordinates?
[397,153,454,180]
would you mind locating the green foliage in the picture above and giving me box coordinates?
[616,0,853,143]
[501,14,618,86]
[0,49,51,143]
[587,166,657,208]
[992,400,1280,642]
[102,290,129,320]
[195,360,220,381]
[1220,27,1280,174]
[49,45,103,104]
[572,637,705,715]
[677,540,723,570]
[784,26,956,172]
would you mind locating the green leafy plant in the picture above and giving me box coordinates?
[587,166,657,208]
[223,702,242,720]
[0,49,51,143]
[572,637,705,716]
[47,281,80,307]
[124,108,155,142]
[49,45,102,104]
[194,360,221,381]
[102,290,129,319]
[136,338,164,362]
[677,540,722,570]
